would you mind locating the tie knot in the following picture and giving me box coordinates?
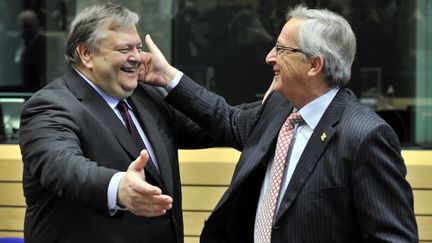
[117,100,128,113]
[287,111,303,125]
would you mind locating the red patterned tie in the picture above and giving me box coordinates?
[255,111,303,243]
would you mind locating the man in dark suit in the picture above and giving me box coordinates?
[140,5,418,243]
[19,3,215,243]
[15,9,46,92]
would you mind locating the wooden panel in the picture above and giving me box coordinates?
[183,211,210,236]
[179,149,238,186]
[0,162,22,182]
[0,145,22,182]
[0,208,25,231]
[406,165,432,189]
[184,236,199,243]
[403,151,432,189]
[402,150,432,164]
[418,216,432,241]
[179,148,240,163]
[182,186,226,211]
[0,183,25,206]
[414,190,432,215]
[0,232,23,237]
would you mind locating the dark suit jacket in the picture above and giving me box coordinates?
[165,75,418,243]
[19,69,215,243]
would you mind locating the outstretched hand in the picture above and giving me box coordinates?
[117,150,173,217]
[139,34,179,87]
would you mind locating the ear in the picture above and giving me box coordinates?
[75,44,93,68]
[308,56,324,77]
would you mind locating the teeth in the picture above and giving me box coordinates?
[121,67,137,73]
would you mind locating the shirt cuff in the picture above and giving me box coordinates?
[166,71,183,92]
[107,171,127,216]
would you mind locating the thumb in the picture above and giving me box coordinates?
[145,34,164,58]
[130,150,149,173]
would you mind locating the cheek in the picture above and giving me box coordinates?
[280,63,294,80]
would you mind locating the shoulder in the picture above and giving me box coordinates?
[21,76,83,120]
[135,82,167,100]
[337,89,397,143]
[24,77,70,105]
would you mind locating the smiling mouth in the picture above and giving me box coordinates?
[120,66,138,73]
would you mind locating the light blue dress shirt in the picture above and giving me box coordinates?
[253,87,339,240]
[169,72,339,239]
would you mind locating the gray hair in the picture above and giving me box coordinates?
[65,2,139,66]
[287,5,356,87]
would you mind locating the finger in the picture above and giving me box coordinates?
[149,194,173,205]
[145,34,163,57]
[129,195,173,217]
[135,194,173,209]
[144,34,165,59]
[132,178,163,196]
[141,201,172,215]
[137,208,169,217]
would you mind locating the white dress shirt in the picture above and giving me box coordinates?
[74,69,159,215]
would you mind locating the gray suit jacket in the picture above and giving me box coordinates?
[166,75,418,243]
[19,69,216,243]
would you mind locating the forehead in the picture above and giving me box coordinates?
[100,26,142,46]
[278,18,305,44]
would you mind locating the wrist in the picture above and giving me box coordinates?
[163,67,179,87]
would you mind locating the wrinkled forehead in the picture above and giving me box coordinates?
[278,18,305,44]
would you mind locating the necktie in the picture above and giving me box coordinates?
[117,100,158,173]
[117,100,147,150]
[255,111,303,243]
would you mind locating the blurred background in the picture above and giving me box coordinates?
[0,0,431,149]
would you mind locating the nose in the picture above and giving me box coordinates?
[128,48,142,64]
[265,47,276,65]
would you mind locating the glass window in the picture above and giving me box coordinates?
[0,0,431,148]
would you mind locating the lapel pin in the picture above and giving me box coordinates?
[320,132,327,141]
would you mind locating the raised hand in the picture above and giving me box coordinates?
[117,150,173,217]
[139,34,179,87]
[262,78,276,104]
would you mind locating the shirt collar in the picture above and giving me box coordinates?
[298,87,339,129]
[73,68,129,109]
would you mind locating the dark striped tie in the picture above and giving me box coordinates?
[117,100,159,173]
[117,100,146,150]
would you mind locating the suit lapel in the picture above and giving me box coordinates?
[64,69,164,188]
[64,69,140,158]
[129,90,173,195]
[215,94,292,209]
[274,89,347,223]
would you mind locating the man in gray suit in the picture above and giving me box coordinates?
[141,5,418,243]
[19,3,216,243]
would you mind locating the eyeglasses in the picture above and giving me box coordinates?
[275,42,305,55]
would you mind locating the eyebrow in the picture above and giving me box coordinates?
[114,43,142,48]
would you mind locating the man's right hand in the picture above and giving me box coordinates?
[139,34,179,88]
[117,150,173,217]
[262,78,276,104]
